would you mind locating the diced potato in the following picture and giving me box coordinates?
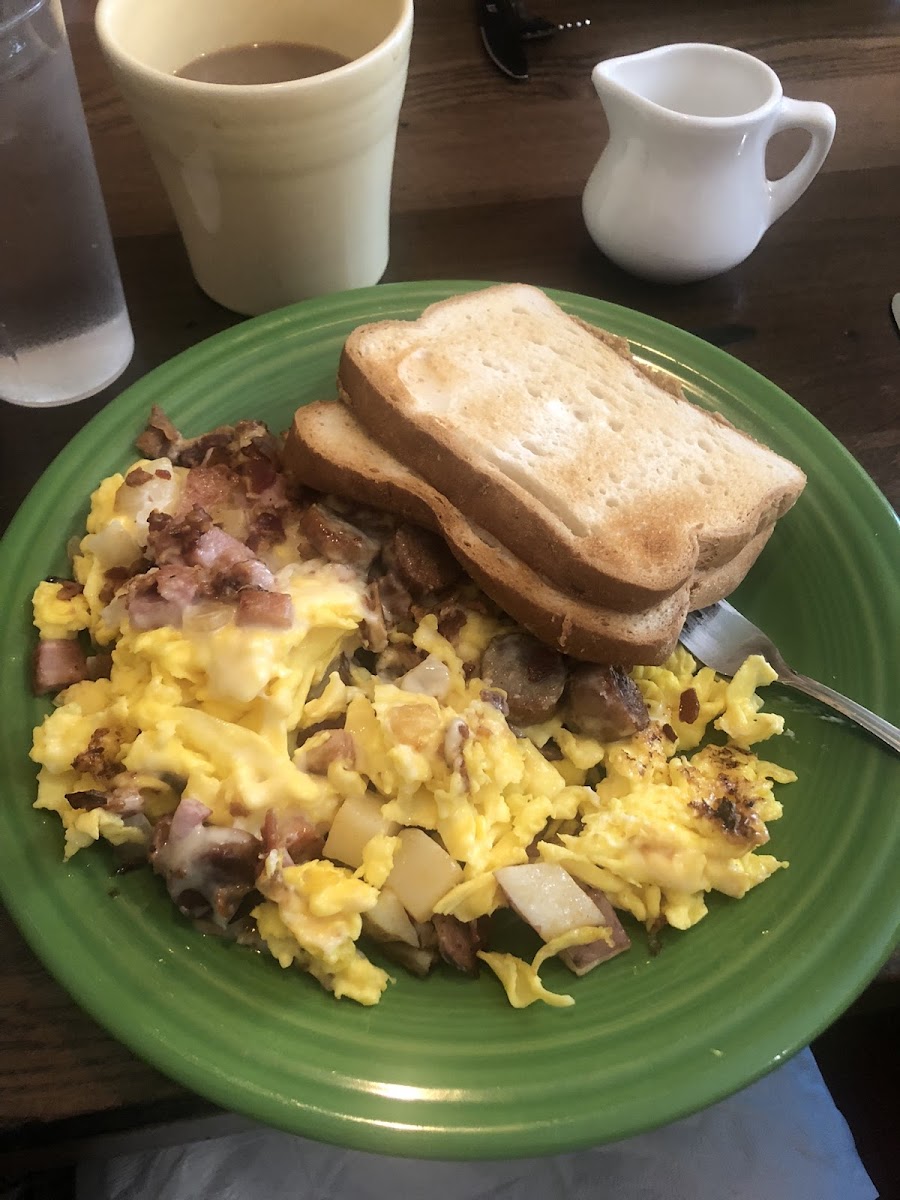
[363,887,419,948]
[494,863,606,943]
[323,792,399,869]
[560,885,631,975]
[385,828,464,923]
[81,518,143,570]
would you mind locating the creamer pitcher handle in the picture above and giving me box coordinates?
[767,98,836,225]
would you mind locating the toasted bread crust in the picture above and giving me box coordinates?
[285,403,770,665]
[337,285,805,607]
[688,525,773,611]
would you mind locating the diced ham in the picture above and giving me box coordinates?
[32,639,88,695]
[190,524,250,571]
[168,796,212,841]
[154,564,204,608]
[124,571,190,630]
[235,589,293,628]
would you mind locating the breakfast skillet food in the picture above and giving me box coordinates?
[29,400,797,1009]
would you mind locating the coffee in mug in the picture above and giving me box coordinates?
[95,0,413,315]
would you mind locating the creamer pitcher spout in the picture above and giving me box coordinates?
[589,47,669,112]
[581,43,836,283]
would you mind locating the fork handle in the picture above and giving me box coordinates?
[782,670,900,754]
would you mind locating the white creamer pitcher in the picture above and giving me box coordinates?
[582,43,836,283]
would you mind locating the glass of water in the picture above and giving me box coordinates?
[0,0,134,407]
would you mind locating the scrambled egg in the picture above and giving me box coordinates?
[30,459,797,1010]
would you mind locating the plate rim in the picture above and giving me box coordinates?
[0,279,897,1159]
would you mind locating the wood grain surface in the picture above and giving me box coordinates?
[1,0,898,1168]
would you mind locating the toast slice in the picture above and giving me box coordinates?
[337,284,806,612]
[285,402,772,665]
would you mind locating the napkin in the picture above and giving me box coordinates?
[75,1049,876,1200]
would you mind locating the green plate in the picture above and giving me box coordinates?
[0,281,897,1159]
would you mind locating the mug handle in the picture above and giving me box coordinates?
[767,98,836,225]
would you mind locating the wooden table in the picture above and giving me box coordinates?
[1,0,898,1178]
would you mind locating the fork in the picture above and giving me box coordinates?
[680,600,900,754]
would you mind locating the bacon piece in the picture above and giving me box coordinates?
[72,726,121,780]
[679,687,701,724]
[147,508,275,592]
[235,589,293,628]
[55,580,84,601]
[123,567,202,630]
[64,789,107,811]
[124,467,153,488]
[66,779,145,817]
[100,562,147,607]
[245,509,286,554]
[135,406,183,460]
[146,507,213,565]
[300,503,380,572]
[126,592,184,631]
[175,430,233,468]
[32,639,88,695]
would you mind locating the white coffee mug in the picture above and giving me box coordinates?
[95,0,413,315]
